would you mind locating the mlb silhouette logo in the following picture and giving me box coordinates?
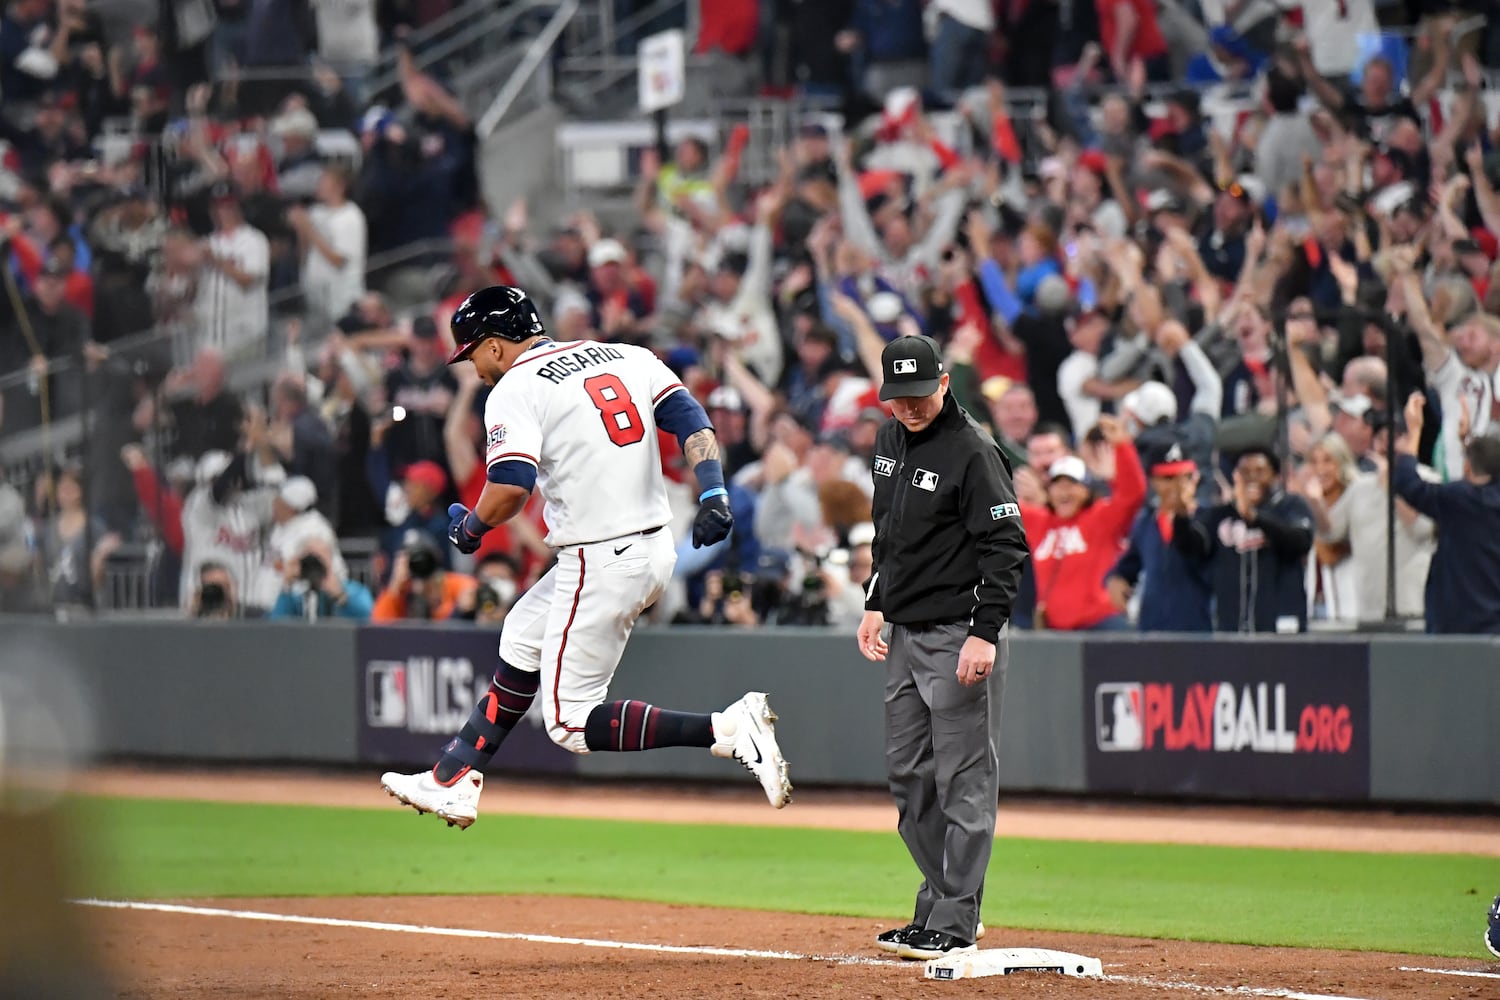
[366,661,408,728]
[1095,682,1144,751]
[913,469,939,491]
[893,358,918,375]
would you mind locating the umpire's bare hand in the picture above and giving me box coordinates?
[956,636,996,686]
[857,611,888,661]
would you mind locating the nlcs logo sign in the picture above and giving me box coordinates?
[1095,681,1353,755]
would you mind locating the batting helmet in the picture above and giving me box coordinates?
[447,285,546,364]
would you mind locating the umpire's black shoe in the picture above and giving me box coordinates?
[896,929,978,961]
[874,922,922,953]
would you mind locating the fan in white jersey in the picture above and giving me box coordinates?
[381,286,792,827]
[1394,254,1499,481]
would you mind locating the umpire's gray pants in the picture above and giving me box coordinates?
[885,622,1005,942]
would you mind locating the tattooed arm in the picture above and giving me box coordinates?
[652,386,732,544]
[684,428,721,471]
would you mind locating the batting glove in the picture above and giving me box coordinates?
[691,490,734,549]
[447,502,490,554]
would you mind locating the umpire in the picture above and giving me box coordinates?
[857,336,1029,961]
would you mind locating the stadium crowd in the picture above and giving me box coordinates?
[4,0,1500,636]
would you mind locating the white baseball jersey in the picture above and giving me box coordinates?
[483,340,684,547]
[1427,351,1495,482]
[179,485,276,612]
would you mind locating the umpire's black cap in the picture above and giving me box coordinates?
[448,285,546,364]
[879,336,945,400]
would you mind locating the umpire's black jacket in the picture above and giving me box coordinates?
[865,394,1030,643]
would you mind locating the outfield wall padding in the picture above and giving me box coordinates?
[4,620,357,762]
[5,618,1494,806]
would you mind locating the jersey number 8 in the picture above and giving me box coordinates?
[584,373,645,447]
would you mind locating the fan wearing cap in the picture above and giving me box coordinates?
[1104,433,1213,632]
[584,237,649,331]
[1172,446,1314,633]
[1199,177,1257,283]
[379,285,795,831]
[857,335,1029,961]
[1123,337,1221,512]
[178,446,284,615]
[377,459,453,573]
[17,253,91,416]
[1016,415,1145,631]
[250,476,348,609]
[382,314,458,472]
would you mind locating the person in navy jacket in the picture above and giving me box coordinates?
[1391,392,1500,634]
[1172,446,1314,633]
[1106,434,1213,632]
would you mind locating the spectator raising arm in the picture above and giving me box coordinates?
[122,444,184,556]
[829,290,889,391]
[1394,247,1451,372]
[1465,144,1500,238]
[834,137,885,259]
[1095,416,1149,538]
[444,366,484,490]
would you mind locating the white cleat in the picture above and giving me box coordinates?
[380,769,483,829]
[711,691,793,809]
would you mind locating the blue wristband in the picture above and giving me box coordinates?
[463,511,493,537]
[699,487,728,502]
[694,457,726,498]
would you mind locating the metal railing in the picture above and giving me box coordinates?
[366,0,564,114]
[0,235,456,483]
[366,0,533,99]
[476,0,580,138]
[555,0,698,109]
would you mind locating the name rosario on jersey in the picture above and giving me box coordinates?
[534,344,627,384]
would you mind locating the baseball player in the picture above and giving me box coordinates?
[381,286,792,826]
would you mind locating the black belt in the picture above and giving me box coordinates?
[896,618,967,632]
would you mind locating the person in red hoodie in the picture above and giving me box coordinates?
[1019,415,1145,630]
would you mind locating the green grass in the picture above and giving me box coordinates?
[73,796,1498,958]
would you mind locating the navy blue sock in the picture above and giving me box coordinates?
[433,661,539,783]
[583,700,715,752]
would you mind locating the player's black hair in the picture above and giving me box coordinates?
[1467,435,1500,480]
[1265,68,1303,115]
[1234,444,1282,475]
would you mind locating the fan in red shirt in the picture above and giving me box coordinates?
[1019,416,1145,630]
[1096,0,1169,81]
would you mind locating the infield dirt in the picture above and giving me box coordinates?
[82,766,1500,999]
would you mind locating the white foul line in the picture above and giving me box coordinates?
[1400,965,1500,980]
[73,900,900,966]
[74,899,1383,999]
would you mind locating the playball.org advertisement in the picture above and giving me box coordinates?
[1083,641,1370,801]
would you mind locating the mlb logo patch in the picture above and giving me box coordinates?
[990,502,1020,521]
[893,358,918,375]
[1095,682,1144,752]
[874,456,895,477]
[487,425,507,448]
[913,469,939,491]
